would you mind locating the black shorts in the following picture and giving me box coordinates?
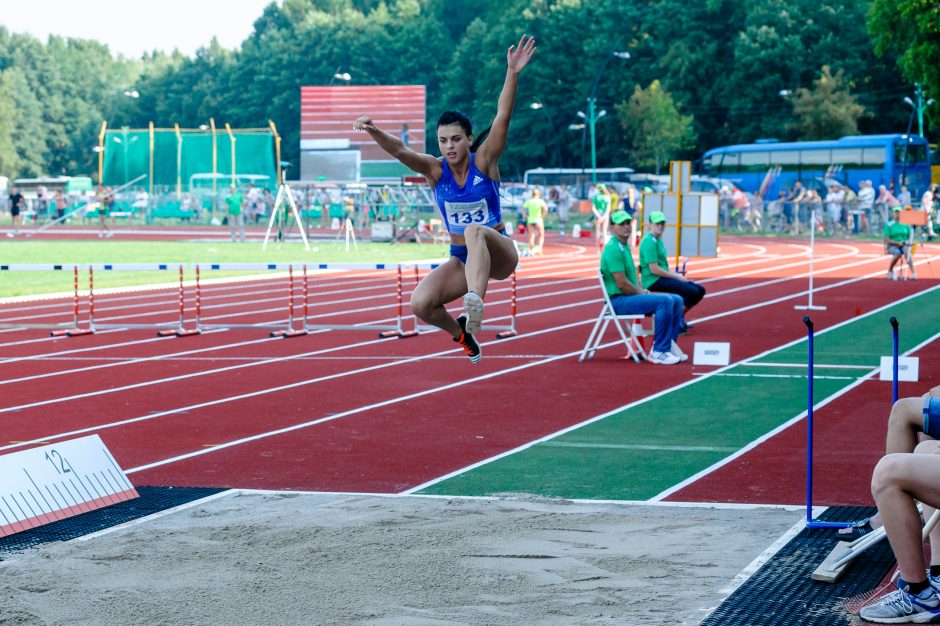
[10,207,19,217]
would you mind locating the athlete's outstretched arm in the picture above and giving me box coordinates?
[475,34,536,179]
[353,115,442,183]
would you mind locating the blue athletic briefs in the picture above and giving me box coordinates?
[923,396,940,439]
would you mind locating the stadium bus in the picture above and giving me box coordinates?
[522,167,635,200]
[700,134,932,200]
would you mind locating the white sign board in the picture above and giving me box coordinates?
[879,356,920,382]
[0,435,138,537]
[693,342,731,366]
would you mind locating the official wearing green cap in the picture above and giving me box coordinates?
[599,210,687,365]
[638,210,706,333]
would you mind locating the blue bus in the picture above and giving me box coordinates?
[700,134,932,200]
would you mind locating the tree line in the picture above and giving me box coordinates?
[0,0,935,181]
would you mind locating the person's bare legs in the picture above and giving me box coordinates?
[410,259,468,339]
[460,225,518,334]
[462,224,518,297]
[886,397,928,454]
[535,222,545,254]
[870,451,940,583]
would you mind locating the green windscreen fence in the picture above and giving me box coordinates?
[101,127,277,191]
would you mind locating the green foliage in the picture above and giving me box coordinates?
[869,0,940,128]
[789,66,866,139]
[616,80,696,174]
[0,0,933,182]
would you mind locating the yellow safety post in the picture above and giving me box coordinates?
[269,119,282,186]
[210,118,217,217]
[149,122,155,197]
[225,123,236,187]
[97,121,107,185]
[174,123,183,199]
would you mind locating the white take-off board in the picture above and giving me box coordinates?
[0,435,138,537]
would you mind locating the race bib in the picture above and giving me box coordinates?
[444,199,492,228]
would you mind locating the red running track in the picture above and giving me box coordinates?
[1,234,938,503]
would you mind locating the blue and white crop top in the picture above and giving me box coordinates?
[433,153,502,235]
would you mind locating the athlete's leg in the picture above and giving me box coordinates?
[536,222,545,254]
[870,451,940,583]
[528,223,536,254]
[463,225,519,297]
[886,397,930,454]
[410,258,469,339]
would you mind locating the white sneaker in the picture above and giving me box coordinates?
[859,581,940,623]
[5,232,13,238]
[463,291,484,335]
[650,350,681,365]
[670,340,689,362]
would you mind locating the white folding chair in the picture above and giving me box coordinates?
[579,271,653,363]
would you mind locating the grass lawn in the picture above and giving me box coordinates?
[0,239,450,298]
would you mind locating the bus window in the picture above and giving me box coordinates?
[800,149,831,167]
[862,147,886,166]
[895,141,926,164]
[740,151,767,173]
[770,150,799,170]
[831,148,862,169]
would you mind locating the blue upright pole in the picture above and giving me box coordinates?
[890,316,899,404]
[804,315,852,529]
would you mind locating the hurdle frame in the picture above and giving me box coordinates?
[407,266,519,338]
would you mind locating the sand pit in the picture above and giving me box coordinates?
[0,492,803,625]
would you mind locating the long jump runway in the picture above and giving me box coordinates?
[0,236,937,504]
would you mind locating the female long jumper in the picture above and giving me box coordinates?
[354,34,536,363]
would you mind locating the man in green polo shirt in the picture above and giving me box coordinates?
[885,205,915,280]
[226,185,245,242]
[638,211,707,333]
[600,210,687,365]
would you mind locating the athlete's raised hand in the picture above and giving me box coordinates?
[353,115,378,132]
[507,34,536,74]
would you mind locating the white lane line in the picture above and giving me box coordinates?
[404,283,940,496]
[541,442,739,452]
[1,319,593,455]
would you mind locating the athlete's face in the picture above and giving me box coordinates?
[438,124,470,164]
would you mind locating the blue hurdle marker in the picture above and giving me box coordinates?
[890,316,899,404]
[803,316,855,530]
[810,315,905,582]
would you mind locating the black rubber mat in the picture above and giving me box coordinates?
[0,486,228,558]
[701,506,895,625]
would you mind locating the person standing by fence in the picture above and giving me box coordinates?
[226,185,245,242]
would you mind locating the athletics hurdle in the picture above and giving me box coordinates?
[270,265,309,338]
[810,316,906,582]
[293,263,419,337]
[0,264,96,335]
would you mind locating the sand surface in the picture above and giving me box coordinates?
[0,492,803,625]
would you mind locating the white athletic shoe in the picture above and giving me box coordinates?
[5,232,13,238]
[670,340,689,362]
[463,291,484,335]
[650,350,681,365]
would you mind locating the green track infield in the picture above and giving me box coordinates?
[418,286,940,501]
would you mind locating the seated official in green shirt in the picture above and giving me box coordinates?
[638,210,706,333]
[600,210,687,365]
